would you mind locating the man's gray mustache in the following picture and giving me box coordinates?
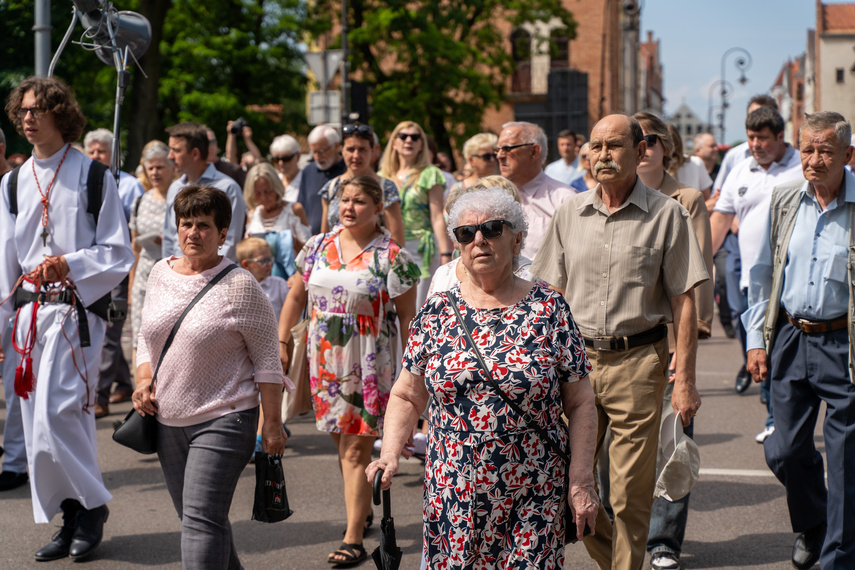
[594,160,619,175]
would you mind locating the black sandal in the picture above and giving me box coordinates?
[327,542,366,566]
[341,512,374,537]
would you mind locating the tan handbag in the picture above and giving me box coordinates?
[281,317,313,422]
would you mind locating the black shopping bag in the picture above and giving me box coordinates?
[252,452,293,523]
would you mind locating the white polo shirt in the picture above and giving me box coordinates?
[715,145,803,290]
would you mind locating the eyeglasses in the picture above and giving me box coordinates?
[643,134,659,147]
[342,124,374,139]
[272,153,298,162]
[452,219,513,244]
[472,152,496,162]
[397,132,422,142]
[494,143,534,155]
[18,107,48,121]
[312,146,333,157]
[245,257,273,265]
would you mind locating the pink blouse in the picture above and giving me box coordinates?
[137,257,292,427]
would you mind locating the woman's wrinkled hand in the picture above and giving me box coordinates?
[366,453,400,491]
[568,482,599,541]
[132,378,158,417]
[262,419,287,456]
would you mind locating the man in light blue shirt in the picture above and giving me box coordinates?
[162,122,245,261]
[743,111,855,570]
[543,128,583,185]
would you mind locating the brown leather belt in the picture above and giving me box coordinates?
[783,310,848,334]
[582,324,667,352]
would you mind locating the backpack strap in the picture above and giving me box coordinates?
[87,160,109,226]
[7,165,22,216]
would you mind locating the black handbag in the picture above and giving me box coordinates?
[447,297,591,544]
[251,452,293,523]
[112,263,238,454]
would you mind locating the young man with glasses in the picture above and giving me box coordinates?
[0,76,135,562]
[496,121,576,259]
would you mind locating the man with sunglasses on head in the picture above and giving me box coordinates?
[298,124,346,235]
[545,128,584,186]
[496,121,576,259]
[532,113,708,570]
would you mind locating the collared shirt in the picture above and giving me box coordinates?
[161,162,246,261]
[713,141,750,192]
[743,172,855,350]
[531,177,708,337]
[715,145,803,290]
[517,171,576,259]
[544,156,582,186]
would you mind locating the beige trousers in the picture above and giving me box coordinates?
[582,337,669,570]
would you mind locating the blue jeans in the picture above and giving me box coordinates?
[647,380,693,558]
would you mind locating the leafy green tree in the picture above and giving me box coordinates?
[312,0,576,155]
[1,0,307,166]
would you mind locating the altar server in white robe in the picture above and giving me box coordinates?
[0,76,134,562]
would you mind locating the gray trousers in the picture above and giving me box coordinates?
[157,407,258,570]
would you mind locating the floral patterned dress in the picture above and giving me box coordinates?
[297,226,420,435]
[403,285,592,570]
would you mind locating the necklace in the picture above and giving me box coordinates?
[32,145,72,247]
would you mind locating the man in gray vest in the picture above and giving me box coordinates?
[744,111,855,570]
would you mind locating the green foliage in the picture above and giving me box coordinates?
[315,0,576,155]
[1,0,307,162]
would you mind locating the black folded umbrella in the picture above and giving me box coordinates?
[371,469,403,570]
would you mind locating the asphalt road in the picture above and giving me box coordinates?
[0,315,816,569]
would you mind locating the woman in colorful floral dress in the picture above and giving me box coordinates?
[279,174,420,566]
[367,188,600,569]
[379,120,453,307]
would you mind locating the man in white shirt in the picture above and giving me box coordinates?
[497,122,576,259]
[544,128,583,185]
[162,122,246,261]
[0,76,134,562]
[711,107,803,441]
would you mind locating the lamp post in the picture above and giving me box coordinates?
[719,47,752,145]
[707,79,733,140]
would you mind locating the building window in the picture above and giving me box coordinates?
[511,29,531,63]
[837,68,845,83]
[550,28,569,68]
[686,124,692,135]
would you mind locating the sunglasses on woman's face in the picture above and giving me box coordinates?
[643,133,659,147]
[472,152,496,162]
[453,219,513,244]
[397,132,422,142]
[272,153,297,162]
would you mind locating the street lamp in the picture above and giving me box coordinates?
[707,79,733,140]
[719,47,752,145]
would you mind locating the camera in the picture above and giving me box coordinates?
[230,117,248,134]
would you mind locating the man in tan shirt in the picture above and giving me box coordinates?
[531,114,707,570]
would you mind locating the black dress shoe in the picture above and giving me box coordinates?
[735,365,752,394]
[0,470,28,491]
[69,504,109,560]
[792,523,826,569]
[722,322,737,338]
[35,500,81,561]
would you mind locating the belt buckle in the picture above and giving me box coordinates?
[592,338,613,351]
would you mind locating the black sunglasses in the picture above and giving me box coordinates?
[342,124,374,140]
[397,132,422,142]
[494,142,535,155]
[272,153,298,162]
[472,152,496,162]
[452,219,513,244]
[643,133,659,147]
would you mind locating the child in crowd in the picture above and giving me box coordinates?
[236,237,291,458]
[237,237,290,321]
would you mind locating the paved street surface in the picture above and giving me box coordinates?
[0,315,819,569]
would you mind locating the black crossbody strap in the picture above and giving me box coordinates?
[448,295,571,465]
[150,263,238,390]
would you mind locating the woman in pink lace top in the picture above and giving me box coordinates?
[133,185,290,569]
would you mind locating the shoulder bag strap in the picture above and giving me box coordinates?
[150,263,238,389]
[447,296,570,464]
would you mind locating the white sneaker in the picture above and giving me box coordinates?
[755,425,775,443]
[651,553,681,570]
